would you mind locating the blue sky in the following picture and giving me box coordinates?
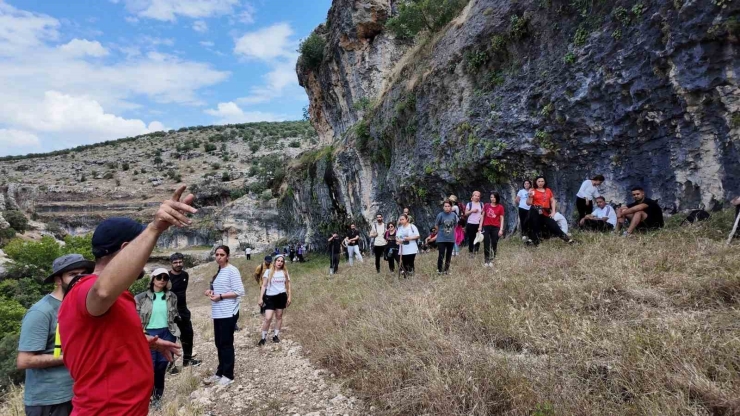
[0,0,331,156]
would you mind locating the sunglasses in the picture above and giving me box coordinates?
[155,275,169,282]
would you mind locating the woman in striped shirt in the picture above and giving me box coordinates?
[203,246,244,386]
[257,254,292,346]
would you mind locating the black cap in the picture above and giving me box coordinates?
[92,217,146,259]
[264,255,272,263]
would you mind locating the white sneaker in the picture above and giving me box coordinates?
[218,376,234,386]
[204,374,221,384]
[522,236,527,241]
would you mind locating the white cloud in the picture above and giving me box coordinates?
[0,129,41,148]
[124,16,139,24]
[234,22,294,60]
[0,1,59,56]
[120,0,240,21]
[205,102,285,124]
[192,20,208,33]
[199,41,214,47]
[235,3,255,24]
[58,39,108,57]
[238,59,298,104]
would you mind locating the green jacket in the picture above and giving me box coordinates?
[134,290,181,337]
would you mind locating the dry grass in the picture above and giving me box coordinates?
[0,384,24,416]
[283,210,740,415]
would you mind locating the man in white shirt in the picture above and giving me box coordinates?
[580,197,617,232]
[245,247,252,260]
[575,175,604,221]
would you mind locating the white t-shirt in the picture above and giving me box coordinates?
[371,222,387,246]
[465,201,484,225]
[591,205,617,226]
[517,189,531,210]
[553,212,568,234]
[245,248,251,255]
[396,224,420,255]
[262,269,289,296]
[211,264,245,319]
[576,179,600,201]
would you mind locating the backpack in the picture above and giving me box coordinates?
[457,202,467,226]
[681,209,710,225]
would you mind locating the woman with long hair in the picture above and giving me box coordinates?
[135,268,180,407]
[514,180,532,241]
[434,200,457,274]
[526,176,574,246]
[257,254,292,345]
[395,214,420,277]
[449,195,464,256]
[384,222,399,272]
[575,175,605,221]
[203,246,244,386]
[479,192,505,267]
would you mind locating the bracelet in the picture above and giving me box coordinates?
[219,294,223,301]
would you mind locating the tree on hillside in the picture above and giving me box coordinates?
[386,0,469,40]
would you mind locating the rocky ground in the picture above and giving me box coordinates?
[180,304,368,416]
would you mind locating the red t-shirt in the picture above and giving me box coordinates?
[58,275,153,416]
[482,203,505,227]
[531,188,554,214]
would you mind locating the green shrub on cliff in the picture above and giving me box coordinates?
[298,32,325,70]
[386,0,469,40]
[3,211,28,234]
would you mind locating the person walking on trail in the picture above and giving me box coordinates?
[58,186,194,416]
[135,269,180,408]
[168,253,201,373]
[346,223,363,266]
[297,244,305,262]
[257,254,292,346]
[396,214,420,277]
[328,232,342,274]
[384,222,399,273]
[434,200,458,274]
[479,192,505,267]
[575,175,605,222]
[464,191,484,255]
[17,254,94,416]
[515,180,532,241]
[245,246,251,260]
[580,196,617,232]
[526,176,574,246]
[253,255,273,315]
[614,187,664,236]
[203,246,244,386]
[370,214,387,273]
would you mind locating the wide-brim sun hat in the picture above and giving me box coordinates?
[44,253,95,284]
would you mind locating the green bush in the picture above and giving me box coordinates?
[289,140,301,148]
[128,278,149,296]
[0,332,22,390]
[3,211,28,234]
[298,32,326,70]
[249,182,268,195]
[0,298,25,336]
[386,0,469,40]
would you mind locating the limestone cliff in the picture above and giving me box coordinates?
[287,0,740,245]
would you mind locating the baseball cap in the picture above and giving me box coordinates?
[151,267,169,277]
[92,217,146,259]
[264,255,272,263]
[44,254,95,284]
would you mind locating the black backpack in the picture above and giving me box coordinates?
[682,209,710,225]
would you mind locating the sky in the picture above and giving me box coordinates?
[0,0,331,157]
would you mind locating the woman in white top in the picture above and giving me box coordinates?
[514,180,532,241]
[204,245,245,386]
[395,214,420,277]
[576,175,605,221]
[257,254,292,346]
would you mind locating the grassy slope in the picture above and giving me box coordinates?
[281,211,740,415]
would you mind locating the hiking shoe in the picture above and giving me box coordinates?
[168,366,181,375]
[272,335,280,343]
[258,338,266,347]
[218,376,234,386]
[567,239,575,244]
[150,398,162,410]
[204,374,221,384]
[184,358,202,368]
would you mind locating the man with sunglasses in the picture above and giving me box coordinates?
[57,186,196,416]
[615,186,664,236]
[168,253,201,372]
[17,254,94,416]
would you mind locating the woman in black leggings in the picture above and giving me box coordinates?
[515,180,532,240]
[384,223,399,272]
[526,176,574,246]
[395,214,420,277]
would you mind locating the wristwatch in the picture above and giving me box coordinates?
[219,294,223,301]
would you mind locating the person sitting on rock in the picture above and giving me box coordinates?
[424,226,438,252]
[526,176,574,246]
[580,197,617,232]
[615,187,664,236]
[575,175,605,221]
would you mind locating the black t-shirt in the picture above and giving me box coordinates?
[346,229,360,246]
[329,237,342,253]
[169,271,190,316]
[628,198,664,228]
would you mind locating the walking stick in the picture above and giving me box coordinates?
[727,211,740,246]
[397,242,404,282]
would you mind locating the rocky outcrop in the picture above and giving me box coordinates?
[288,0,740,245]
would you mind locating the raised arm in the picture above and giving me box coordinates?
[87,186,196,317]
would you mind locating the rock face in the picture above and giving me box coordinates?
[287,0,740,245]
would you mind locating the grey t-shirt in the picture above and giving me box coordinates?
[435,211,458,243]
[18,294,74,406]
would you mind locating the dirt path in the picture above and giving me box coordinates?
[185,304,368,416]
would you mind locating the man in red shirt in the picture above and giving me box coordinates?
[58,186,196,415]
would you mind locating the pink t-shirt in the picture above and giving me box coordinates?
[465,201,484,225]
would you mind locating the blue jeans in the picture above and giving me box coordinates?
[146,327,176,399]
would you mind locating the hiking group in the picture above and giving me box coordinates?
[326,174,669,278]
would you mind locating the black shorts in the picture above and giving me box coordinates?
[264,292,288,310]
